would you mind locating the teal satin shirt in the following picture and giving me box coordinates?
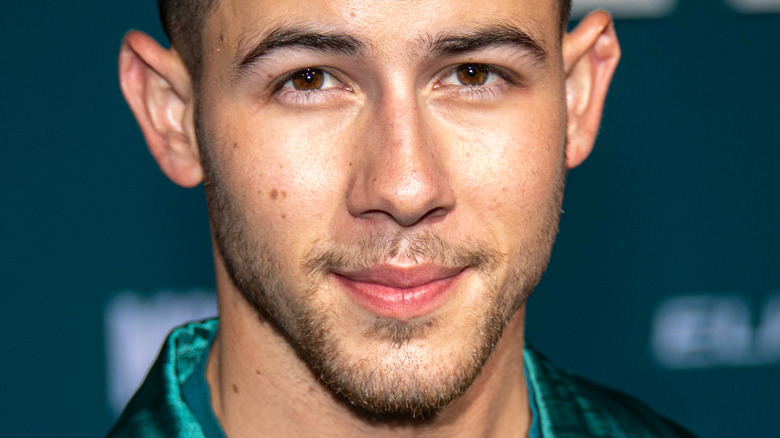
[106,319,695,437]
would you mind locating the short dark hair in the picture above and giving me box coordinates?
[157,0,219,84]
[157,0,572,86]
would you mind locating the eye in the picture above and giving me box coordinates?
[281,68,340,91]
[456,64,491,86]
[433,63,519,101]
[269,66,354,106]
[440,63,500,87]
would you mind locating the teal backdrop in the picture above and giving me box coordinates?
[1,1,777,436]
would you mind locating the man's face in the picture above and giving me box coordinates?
[197,0,566,417]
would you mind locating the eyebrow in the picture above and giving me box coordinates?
[235,22,547,74]
[236,27,365,71]
[429,24,547,63]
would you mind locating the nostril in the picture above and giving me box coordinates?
[354,203,452,227]
[417,206,451,223]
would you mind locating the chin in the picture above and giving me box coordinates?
[286,273,525,419]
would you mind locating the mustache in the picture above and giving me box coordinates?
[302,231,504,276]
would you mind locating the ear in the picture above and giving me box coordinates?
[118,31,203,187]
[563,10,621,169]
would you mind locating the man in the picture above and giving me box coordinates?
[110,0,693,436]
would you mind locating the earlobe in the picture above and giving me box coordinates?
[562,11,621,169]
[118,31,203,187]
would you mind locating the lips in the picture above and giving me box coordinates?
[333,263,466,320]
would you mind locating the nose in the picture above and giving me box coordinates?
[346,92,455,227]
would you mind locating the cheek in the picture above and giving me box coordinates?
[445,110,565,205]
[204,104,358,253]
[433,99,565,246]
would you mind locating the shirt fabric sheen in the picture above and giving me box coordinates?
[106,319,695,437]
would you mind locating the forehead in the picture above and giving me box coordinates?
[204,0,560,56]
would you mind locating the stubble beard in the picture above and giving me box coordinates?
[198,128,565,420]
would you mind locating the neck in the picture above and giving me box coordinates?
[207,271,531,437]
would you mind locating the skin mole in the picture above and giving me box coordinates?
[270,189,279,200]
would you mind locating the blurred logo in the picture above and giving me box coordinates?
[572,0,780,18]
[725,0,780,13]
[651,292,780,369]
[572,0,678,18]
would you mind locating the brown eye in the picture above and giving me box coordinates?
[456,64,490,86]
[291,68,325,90]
